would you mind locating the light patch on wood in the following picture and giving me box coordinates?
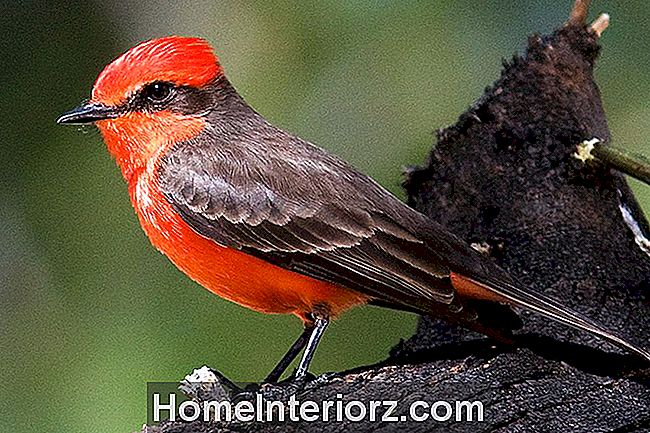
[618,196,650,258]
[573,137,599,163]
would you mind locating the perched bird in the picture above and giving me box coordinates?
[58,36,650,381]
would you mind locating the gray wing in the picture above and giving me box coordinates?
[157,134,473,315]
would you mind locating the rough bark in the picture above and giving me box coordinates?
[140,8,650,433]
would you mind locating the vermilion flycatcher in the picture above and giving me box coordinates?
[58,36,649,381]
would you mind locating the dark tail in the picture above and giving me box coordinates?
[471,276,650,363]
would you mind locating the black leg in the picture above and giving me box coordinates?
[265,322,315,383]
[294,312,329,380]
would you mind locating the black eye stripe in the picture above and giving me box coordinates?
[122,79,219,115]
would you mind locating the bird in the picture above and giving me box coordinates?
[57,36,650,381]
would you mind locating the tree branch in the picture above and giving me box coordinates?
[575,138,650,186]
[568,0,592,26]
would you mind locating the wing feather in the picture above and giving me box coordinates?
[157,135,461,312]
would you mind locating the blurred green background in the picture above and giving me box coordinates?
[2,1,649,432]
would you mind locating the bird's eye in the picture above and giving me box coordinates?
[142,82,174,103]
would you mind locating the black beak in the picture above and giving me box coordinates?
[57,102,119,125]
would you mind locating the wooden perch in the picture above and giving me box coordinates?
[141,1,650,432]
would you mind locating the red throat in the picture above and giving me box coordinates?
[96,112,205,183]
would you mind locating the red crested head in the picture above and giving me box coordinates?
[59,37,224,184]
[92,36,222,106]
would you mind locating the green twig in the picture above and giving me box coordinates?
[574,138,650,186]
